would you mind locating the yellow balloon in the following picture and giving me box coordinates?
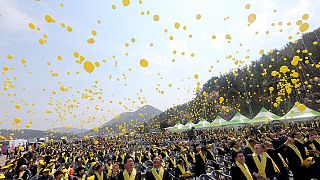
[279,66,289,73]
[14,117,21,124]
[219,97,224,104]
[248,13,256,24]
[297,104,306,112]
[271,71,278,77]
[45,15,53,23]
[299,23,309,32]
[140,59,148,67]
[94,140,99,145]
[153,15,160,21]
[28,23,35,29]
[83,61,95,73]
[15,104,21,110]
[122,0,130,6]
[269,87,274,92]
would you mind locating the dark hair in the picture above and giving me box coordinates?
[54,170,62,177]
[93,164,102,171]
[232,151,243,161]
[123,156,134,164]
[291,130,299,138]
[75,166,84,174]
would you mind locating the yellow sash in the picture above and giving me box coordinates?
[123,168,137,180]
[277,153,288,168]
[164,152,168,157]
[19,170,25,178]
[177,164,186,174]
[107,164,113,177]
[121,154,126,163]
[309,143,319,157]
[151,167,164,180]
[236,161,253,180]
[94,171,103,180]
[287,144,303,164]
[137,156,142,163]
[200,151,206,163]
[169,157,176,167]
[263,152,280,173]
[248,144,254,153]
[189,152,195,163]
[208,150,215,160]
[181,154,190,167]
[36,167,43,175]
[252,154,267,178]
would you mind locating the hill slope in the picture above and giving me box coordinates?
[87,105,162,135]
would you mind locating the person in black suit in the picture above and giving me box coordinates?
[230,152,253,180]
[194,146,207,176]
[117,156,141,180]
[286,131,313,180]
[175,159,191,179]
[146,156,171,180]
[246,143,276,180]
[264,139,291,180]
[243,139,255,158]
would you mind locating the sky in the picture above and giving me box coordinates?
[0,0,319,130]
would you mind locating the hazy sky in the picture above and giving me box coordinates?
[0,0,319,130]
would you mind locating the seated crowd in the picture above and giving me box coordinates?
[0,121,319,180]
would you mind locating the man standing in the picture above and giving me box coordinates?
[246,143,275,180]
[194,146,207,176]
[146,157,170,180]
[230,152,253,180]
[117,156,141,180]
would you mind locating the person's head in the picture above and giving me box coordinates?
[65,163,70,168]
[124,156,135,172]
[112,162,120,172]
[265,141,273,148]
[95,164,104,172]
[75,166,85,177]
[292,131,302,139]
[54,170,63,180]
[153,156,162,169]
[42,169,50,177]
[233,152,245,164]
[248,139,255,147]
[254,144,263,155]
[231,141,240,148]
[200,146,207,152]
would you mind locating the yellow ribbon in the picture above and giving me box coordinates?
[252,154,267,178]
[235,161,253,180]
[123,168,137,180]
[200,151,206,163]
[169,157,176,168]
[94,171,104,180]
[287,143,303,165]
[309,143,319,157]
[151,167,164,180]
[181,154,190,167]
[263,152,280,173]
[277,153,288,168]
[189,152,195,163]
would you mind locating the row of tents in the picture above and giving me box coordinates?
[165,106,320,131]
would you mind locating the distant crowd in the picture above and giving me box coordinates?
[0,120,319,180]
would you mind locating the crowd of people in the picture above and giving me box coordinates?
[0,120,319,180]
